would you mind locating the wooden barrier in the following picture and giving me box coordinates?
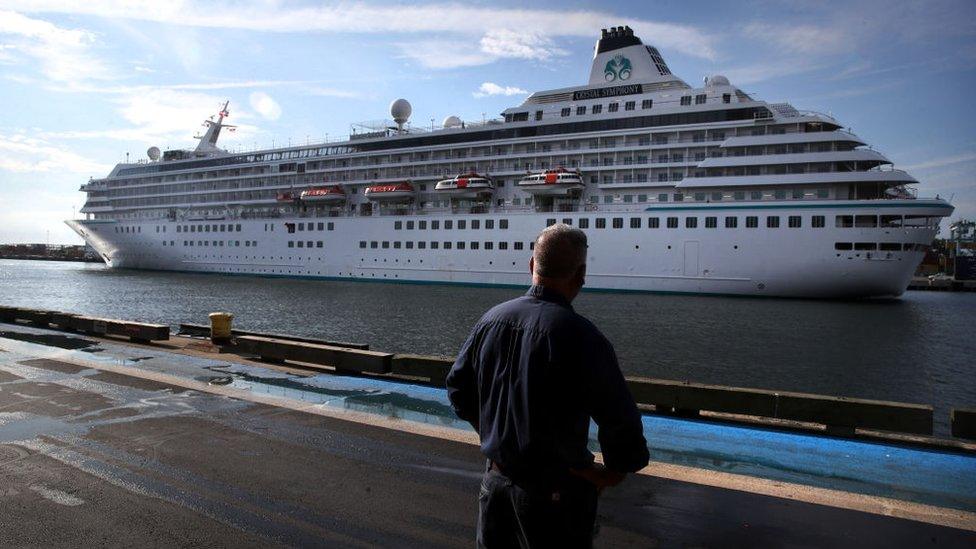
[233,335,391,374]
[69,315,170,343]
[392,354,454,385]
[626,377,933,435]
[178,323,368,350]
[952,408,976,440]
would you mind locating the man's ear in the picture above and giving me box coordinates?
[576,263,587,286]
[529,256,535,276]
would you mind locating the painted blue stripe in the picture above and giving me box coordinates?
[643,202,953,212]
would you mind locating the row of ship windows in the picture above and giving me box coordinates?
[547,214,936,230]
[360,240,532,251]
[835,242,929,252]
[174,223,243,234]
[540,94,733,120]
[165,240,259,247]
[393,219,510,230]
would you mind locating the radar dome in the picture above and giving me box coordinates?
[707,74,730,87]
[390,98,412,125]
[442,115,462,128]
[147,146,161,161]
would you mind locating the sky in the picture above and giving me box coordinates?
[0,0,974,244]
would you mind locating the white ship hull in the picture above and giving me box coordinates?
[67,199,949,298]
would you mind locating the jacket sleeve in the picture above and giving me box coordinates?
[445,324,481,432]
[586,338,650,473]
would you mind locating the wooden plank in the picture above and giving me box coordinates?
[178,323,368,350]
[70,315,169,342]
[391,354,454,385]
[626,377,932,435]
[952,408,976,440]
[234,335,391,374]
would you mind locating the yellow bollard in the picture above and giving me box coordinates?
[209,312,234,343]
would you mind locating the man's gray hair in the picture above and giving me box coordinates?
[533,223,588,278]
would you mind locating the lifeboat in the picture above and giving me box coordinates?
[364,181,415,201]
[276,191,296,202]
[301,185,346,203]
[434,173,494,199]
[517,168,584,196]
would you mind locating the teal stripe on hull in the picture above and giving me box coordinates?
[643,201,952,212]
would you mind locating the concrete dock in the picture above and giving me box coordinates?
[1,324,975,547]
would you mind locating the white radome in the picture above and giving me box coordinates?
[442,115,462,128]
[147,146,161,161]
[390,98,412,124]
[707,74,730,87]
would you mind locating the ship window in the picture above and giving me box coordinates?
[835,242,853,250]
[623,195,633,203]
[499,241,508,250]
[359,241,366,248]
[513,112,528,121]
[394,221,402,230]
[880,215,902,227]
[835,215,854,228]
[576,106,586,115]
[470,241,479,250]
[444,241,452,249]
[298,223,305,231]
[485,242,493,250]
[382,241,390,249]
[420,220,428,230]
[667,217,679,228]
[485,219,494,229]
[432,220,440,230]
[205,225,211,233]
[176,226,181,233]
[695,94,707,105]
[235,224,241,231]
[394,241,401,249]
[613,218,624,229]
[658,193,668,202]
[630,217,641,229]
[725,216,738,228]
[674,192,684,201]
[774,190,786,200]
[561,108,571,117]
[444,220,453,229]
[705,217,717,228]
[734,191,745,200]
[816,189,829,198]
[562,218,572,225]
[370,241,378,248]
[592,104,602,114]
[625,101,635,111]
[686,217,698,228]
[406,241,414,249]
[812,215,826,228]
[289,241,295,248]
[317,241,323,248]
[854,242,877,250]
[431,241,439,249]
[767,216,780,228]
[608,103,619,112]
[578,218,590,229]
[638,194,647,203]
[535,110,543,121]
[792,189,804,199]
[855,215,878,228]
[547,218,557,227]
[880,243,901,251]
[317,222,324,231]
[711,192,723,201]
[789,216,802,228]
[723,93,731,104]
[328,222,334,231]
[595,218,606,229]
[286,223,295,233]
[512,241,523,250]
[471,220,480,230]
[642,99,653,109]
[746,216,758,228]
[500,219,509,229]
[456,220,465,230]
[648,217,660,228]
[418,241,427,249]
[219,224,226,232]
[530,242,535,250]
[680,96,692,106]
[751,191,763,200]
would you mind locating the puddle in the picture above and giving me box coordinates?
[0,330,102,352]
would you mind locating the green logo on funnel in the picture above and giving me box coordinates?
[604,55,632,82]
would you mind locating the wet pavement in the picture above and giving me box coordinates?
[1,326,975,547]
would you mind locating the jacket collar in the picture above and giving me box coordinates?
[526,284,574,310]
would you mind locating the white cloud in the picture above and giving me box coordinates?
[479,29,564,61]
[396,40,495,70]
[901,152,976,171]
[0,132,111,174]
[0,9,111,82]
[249,91,281,121]
[1,2,717,60]
[743,22,848,56]
[473,82,528,98]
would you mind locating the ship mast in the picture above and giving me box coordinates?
[194,101,236,156]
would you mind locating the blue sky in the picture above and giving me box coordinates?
[0,0,973,244]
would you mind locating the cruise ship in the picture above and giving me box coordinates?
[67,26,954,298]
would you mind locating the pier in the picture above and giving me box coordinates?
[1,306,975,547]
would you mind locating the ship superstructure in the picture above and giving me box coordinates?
[67,26,953,298]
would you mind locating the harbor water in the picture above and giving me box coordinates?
[1,259,973,435]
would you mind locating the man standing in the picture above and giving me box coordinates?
[446,224,649,548]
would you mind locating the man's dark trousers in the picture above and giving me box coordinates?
[477,466,598,549]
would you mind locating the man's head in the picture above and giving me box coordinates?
[529,223,588,302]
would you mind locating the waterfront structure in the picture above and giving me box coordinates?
[67,26,953,297]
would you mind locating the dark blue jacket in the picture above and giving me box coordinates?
[446,285,649,478]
